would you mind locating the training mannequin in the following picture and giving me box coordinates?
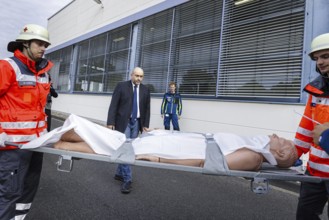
[54,129,298,171]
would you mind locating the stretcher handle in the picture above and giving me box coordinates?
[3,141,23,148]
[55,155,74,172]
[251,177,269,194]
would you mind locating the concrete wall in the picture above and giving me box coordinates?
[48,0,167,47]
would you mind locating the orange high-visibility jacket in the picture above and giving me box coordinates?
[0,50,53,150]
[295,75,329,177]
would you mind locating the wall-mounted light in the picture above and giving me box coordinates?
[93,0,104,8]
[234,0,257,6]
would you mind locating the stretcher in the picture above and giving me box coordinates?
[5,135,329,195]
[5,114,329,194]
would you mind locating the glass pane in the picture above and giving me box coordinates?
[89,55,105,75]
[178,68,217,95]
[107,51,129,72]
[74,76,88,92]
[47,46,72,92]
[90,34,107,56]
[77,58,88,76]
[79,41,89,59]
[218,0,305,100]
[138,9,173,94]
[103,72,126,92]
[170,0,221,96]
[103,25,132,92]
[89,74,104,92]
[75,35,108,92]
[110,26,131,51]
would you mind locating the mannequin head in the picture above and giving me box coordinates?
[269,134,298,168]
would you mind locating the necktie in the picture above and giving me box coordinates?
[132,85,138,120]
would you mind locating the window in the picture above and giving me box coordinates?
[72,25,132,93]
[172,0,221,95]
[47,46,73,92]
[75,40,90,91]
[50,0,306,103]
[103,25,132,92]
[137,0,222,95]
[218,0,305,101]
[75,34,107,92]
[137,10,173,93]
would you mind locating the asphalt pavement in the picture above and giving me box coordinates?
[24,117,327,220]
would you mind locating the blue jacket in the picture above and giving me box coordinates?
[161,92,182,115]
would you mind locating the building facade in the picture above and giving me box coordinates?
[46,0,329,139]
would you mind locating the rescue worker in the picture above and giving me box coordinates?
[294,33,329,220]
[160,82,182,131]
[0,24,53,220]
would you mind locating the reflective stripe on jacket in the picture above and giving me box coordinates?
[0,50,53,150]
[294,76,329,177]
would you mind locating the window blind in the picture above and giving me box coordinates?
[218,0,305,101]
[171,0,222,95]
[104,25,132,92]
[137,10,174,93]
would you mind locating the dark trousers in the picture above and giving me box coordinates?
[164,114,180,131]
[116,119,139,183]
[45,108,52,132]
[296,177,329,220]
[0,150,43,219]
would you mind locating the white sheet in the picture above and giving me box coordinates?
[133,131,206,159]
[21,115,276,165]
[22,114,126,156]
[213,133,276,165]
[134,131,275,164]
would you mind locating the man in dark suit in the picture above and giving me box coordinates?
[107,67,151,193]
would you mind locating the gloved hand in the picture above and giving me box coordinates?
[318,129,329,155]
[0,132,8,147]
[293,159,303,167]
[313,123,329,145]
[313,123,329,154]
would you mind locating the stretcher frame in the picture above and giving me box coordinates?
[27,144,329,194]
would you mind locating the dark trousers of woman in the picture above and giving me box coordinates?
[45,108,52,132]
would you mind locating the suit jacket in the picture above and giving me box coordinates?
[107,80,151,133]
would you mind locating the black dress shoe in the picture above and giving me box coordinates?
[121,181,132,194]
[114,175,124,182]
